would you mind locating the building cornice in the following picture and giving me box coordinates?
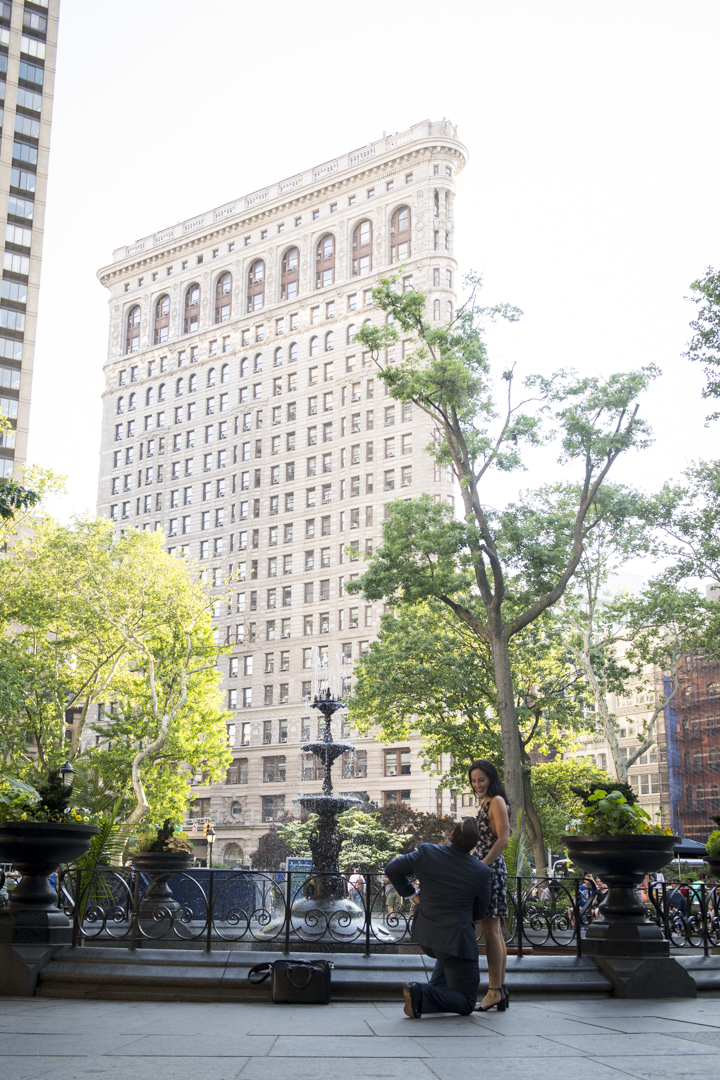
[97,120,467,287]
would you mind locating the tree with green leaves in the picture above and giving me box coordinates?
[276,809,405,873]
[530,758,629,853]
[684,267,720,422]
[377,802,456,852]
[348,595,590,870]
[507,481,707,785]
[351,273,657,826]
[0,516,231,826]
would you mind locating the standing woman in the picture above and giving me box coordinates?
[468,759,510,1012]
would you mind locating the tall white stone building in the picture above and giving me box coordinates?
[96,119,466,864]
[0,0,57,476]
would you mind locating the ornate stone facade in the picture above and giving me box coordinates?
[96,120,468,864]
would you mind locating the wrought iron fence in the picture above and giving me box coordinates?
[54,867,720,958]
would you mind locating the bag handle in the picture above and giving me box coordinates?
[248,962,272,985]
[288,966,315,989]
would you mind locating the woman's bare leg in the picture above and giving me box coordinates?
[479,916,506,1008]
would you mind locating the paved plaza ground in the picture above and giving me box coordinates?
[2,994,720,1080]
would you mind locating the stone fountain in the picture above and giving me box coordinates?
[256,689,397,945]
[292,689,363,920]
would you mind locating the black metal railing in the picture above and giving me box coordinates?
[54,868,720,958]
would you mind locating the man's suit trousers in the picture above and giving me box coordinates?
[419,952,479,1015]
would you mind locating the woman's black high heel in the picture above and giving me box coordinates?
[502,984,510,1007]
[474,987,507,1013]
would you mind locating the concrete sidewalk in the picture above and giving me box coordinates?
[2,994,720,1079]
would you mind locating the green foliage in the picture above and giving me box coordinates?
[572,789,670,837]
[0,771,87,823]
[249,825,290,871]
[0,479,39,521]
[376,803,455,853]
[706,830,720,857]
[348,596,591,791]
[135,818,192,854]
[347,599,501,783]
[504,810,532,879]
[684,267,720,421]
[0,516,231,825]
[273,810,406,873]
[336,808,405,872]
[350,272,658,841]
[530,760,623,851]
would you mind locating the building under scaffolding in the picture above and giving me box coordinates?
[660,655,720,843]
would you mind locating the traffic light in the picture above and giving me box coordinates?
[203,822,210,838]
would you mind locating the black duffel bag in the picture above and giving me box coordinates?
[248,958,333,1004]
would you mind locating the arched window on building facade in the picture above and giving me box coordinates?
[154,295,169,344]
[215,272,232,323]
[184,283,200,334]
[315,234,335,289]
[281,247,299,300]
[247,261,264,312]
[126,305,140,353]
[390,206,411,263]
[352,220,372,276]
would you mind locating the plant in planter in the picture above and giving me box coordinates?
[132,819,193,916]
[562,789,677,960]
[0,773,98,938]
[705,829,720,878]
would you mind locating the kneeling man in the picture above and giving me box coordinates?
[384,817,490,1017]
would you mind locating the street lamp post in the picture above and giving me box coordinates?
[59,760,74,787]
[206,825,216,868]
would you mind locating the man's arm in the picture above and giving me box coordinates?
[471,862,492,921]
[385,849,423,899]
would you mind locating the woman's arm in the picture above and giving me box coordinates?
[482,796,510,866]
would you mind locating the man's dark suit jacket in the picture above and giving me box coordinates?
[385,843,492,961]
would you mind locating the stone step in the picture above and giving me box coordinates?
[677,955,720,992]
[35,947,613,1002]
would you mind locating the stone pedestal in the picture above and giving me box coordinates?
[592,956,697,999]
[0,908,73,994]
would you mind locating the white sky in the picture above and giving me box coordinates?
[28,0,720,551]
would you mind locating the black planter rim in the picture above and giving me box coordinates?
[131,852,191,865]
[0,820,99,834]
[561,833,679,846]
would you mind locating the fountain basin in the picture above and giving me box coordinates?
[301,741,356,766]
[296,794,361,816]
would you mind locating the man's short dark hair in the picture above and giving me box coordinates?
[450,817,480,853]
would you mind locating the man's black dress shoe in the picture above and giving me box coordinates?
[403,982,422,1018]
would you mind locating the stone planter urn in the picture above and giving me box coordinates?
[705,855,720,880]
[561,832,697,998]
[562,833,677,958]
[0,820,99,945]
[131,851,191,915]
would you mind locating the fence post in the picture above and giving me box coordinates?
[516,876,523,959]
[284,871,292,955]
[575,878,582,959]
[364,873,372,958]
[130,870,140,951]
[71,868,81,949]
[205,869,215,953]
[701,882,710,958]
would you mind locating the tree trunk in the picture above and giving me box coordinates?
[575,628,628,783]
[520,742,547,874]
[490,632,525,828]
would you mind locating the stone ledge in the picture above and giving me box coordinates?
[30,947,615,1002]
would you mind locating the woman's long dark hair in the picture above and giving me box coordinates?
[468,759,508,804]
